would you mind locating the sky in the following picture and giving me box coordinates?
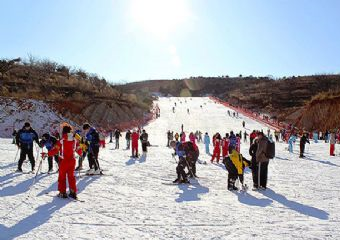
[1,0,340,83]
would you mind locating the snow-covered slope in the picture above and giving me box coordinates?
[1,97,339,240]
[0,98,77,138]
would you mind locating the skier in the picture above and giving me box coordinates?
[109,130,113,143]
[83,123,101,175]
[42,125,82,199]
[330,130,336,156]
[170,140,198,183]
[204,132,210,155]
[40,133,59,173]
[114,128,122,149]
[16,122,39,172]
[256,132,270,190]
[324,130,329,143]
[131,129,140,158]
[172,106,175,113]
[180,131,186,142]
[211,133,221,163]
[249,138,259,189]
[125,130,131,150]
[221,134,230,159]
[12,128,17,144]
[74,130,88,171]
[223,149,251,191]
[236,133,241,152]
[242,121,245,128]
[198,131,202,142]
[299,133,310,158]
[174,132,179,142]
[228,131,237,153]
[189,132,197,147]
[288,134,297,153]
[243,131,248,143]
[99,131,106,148]
[274,130,280,142]
[167,130,172,147]
[187,108,190,114]
[249,130,257,145]
[140,129,149,154]
[313,131,318,143]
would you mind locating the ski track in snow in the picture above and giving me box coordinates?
[0,97,339,240]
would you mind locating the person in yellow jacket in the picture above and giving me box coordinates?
[74,130,88,171]
[223,149,251,191]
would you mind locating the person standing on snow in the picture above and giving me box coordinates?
[256,132,270,190]
[236,133,241,152]
[299,133,310,158]
[167,130,172,147]
[313,131,319,143]
[180,131,186,142]
[189,132,197,147]
[125,130,131,150]
[174,132,179,142]
[211,133,221,163]
[114,129,122,149]
[40,133,59,173]
[228,131,237,153]
[249,130,257,146]
[43,125,82,199]
[243,131,248,143]
[204,132,210,155]
[16,122,39,172]
[83,123,101,175]
[330,131,336,156]
[140,129,149,154]
[288,134,297,153]
[222,134,230,159]
[249,138,259,189]
[131,129,140,158]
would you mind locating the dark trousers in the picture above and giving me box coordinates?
[251,161,258,188]
[142,142,147,152]
[115,138,119,149]
[88,146,100,170]
[258,162,269,188]
[48,155,59,171]
[300,144,305,157]
[18,146,35,171]
[176,157,187,181]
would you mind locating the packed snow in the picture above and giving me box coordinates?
[1,97,339,240]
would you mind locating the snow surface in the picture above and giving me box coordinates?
[1,97,339,240]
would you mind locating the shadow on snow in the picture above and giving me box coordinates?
[175,179,209,203]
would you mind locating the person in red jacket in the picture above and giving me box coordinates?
[131,129,140,158]
[211,133,221,163]
[222,134,230,159]
[44,125,82,199]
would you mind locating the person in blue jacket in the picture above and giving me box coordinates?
[313,131,318,143]
[288,134,297,153]
[40,133,59,172]
[83,123,101,175]
[203,132,210,155]
[16,122,39,172]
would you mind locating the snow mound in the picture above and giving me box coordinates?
[0,97,77,137]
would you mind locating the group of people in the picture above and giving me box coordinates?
[14,121,149,199]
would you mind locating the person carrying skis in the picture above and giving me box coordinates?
[125,130,131,149]
[299,133,310,158]
[211,133,221,163]
[131,129,140,158]
[40,133,59,173]
[16,122,39,172]
[223,149,251,191]
[43,125,82,199]
[170,140,198,183]
[140,129,149,154]
[83,123,101,175]
[204,132,210,155]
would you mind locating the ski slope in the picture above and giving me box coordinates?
[1,97,339,240]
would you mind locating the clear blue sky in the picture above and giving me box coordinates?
[1,0,340,83]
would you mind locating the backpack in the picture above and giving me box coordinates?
[265,140,275,159]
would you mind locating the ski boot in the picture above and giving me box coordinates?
[58,192,68,198]
[68,191,78,200]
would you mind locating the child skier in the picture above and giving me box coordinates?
[223,149,251,191]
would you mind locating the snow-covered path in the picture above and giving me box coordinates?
[1,97,339,240]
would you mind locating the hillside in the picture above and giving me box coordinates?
[0,57,154,131]
[119,75,340,130]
